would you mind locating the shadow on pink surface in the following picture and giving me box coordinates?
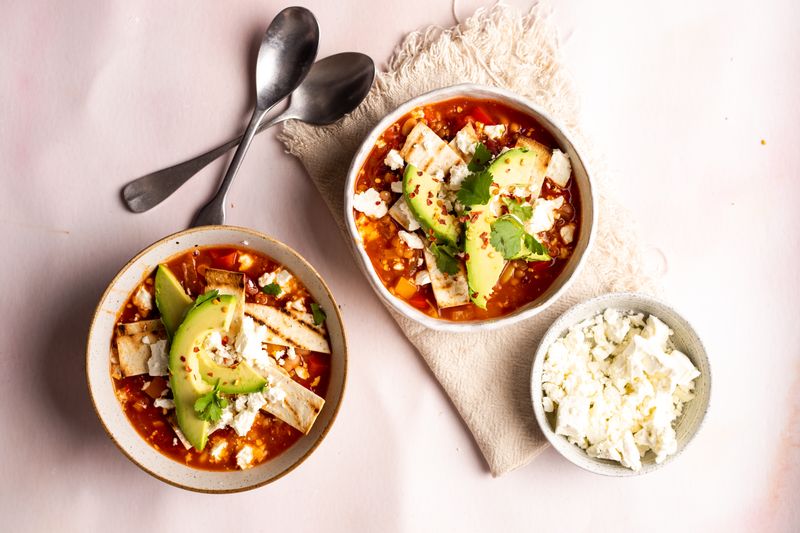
[37,259,119,447]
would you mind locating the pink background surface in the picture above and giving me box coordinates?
[1,0,798,531]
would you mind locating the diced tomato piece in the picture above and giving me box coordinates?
[215,251,237,270]
[470,106,494,125]
[408,292,430,310]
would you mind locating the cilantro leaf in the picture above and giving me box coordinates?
[260,283,282,296]
[187,289,220,315]
[523,233,548,258]
[489,217,524,259]
[429,242,461,275]
[456,170,493,206]
[194,380,227,422]
[502,197,533,221]
[310,303,327,326]
[489,215,550,261]
[468,142,493,172]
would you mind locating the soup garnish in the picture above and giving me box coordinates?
[110,246,331,471]
[353,98,580,321]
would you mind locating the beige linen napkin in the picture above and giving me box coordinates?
[278,4,658,476]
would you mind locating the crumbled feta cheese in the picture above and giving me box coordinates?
[295,366,309,380]
[257,271,275,287]
[415,270,431,286]
[203,330,238,366]
[398,230,424,249]
[236,445,254,469]
[147,340,169,376]
[287,346,298,360]
[541,310,701,471]
[560,223,576,244]
[448,162,470,190]
[384,149,405,170]
[237,253,254,270]
[353,188,388,219]
[133,286,153,313]
[153,398,174,410]
[433,169,445,182]
[275,269,293,287]
[526,197,565,234]
[141,335,151,345]
[234,316,269,370]
[390,181,404,193]
[454,128,477,156]
[483,124,506,140]
[230,392,267,436]
[210,441,228,461]
[208,404,235,434]
[545,149,572,187]
[287,299,306,313]
[266,385,287,405]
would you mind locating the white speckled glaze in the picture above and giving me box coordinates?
[343,84,596,332]
[530,292,711,476]
[86,226,347,492]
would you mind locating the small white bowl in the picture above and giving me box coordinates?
[530,292,711,476]
[343,84,597,332]
[86,226,347,492]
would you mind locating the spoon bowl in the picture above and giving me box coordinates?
[192,7,319,227]
[281,52,375,124]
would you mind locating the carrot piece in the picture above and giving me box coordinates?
[394,277,417,299]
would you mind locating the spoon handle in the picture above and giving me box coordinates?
[190,107,270,227]
[121,114,287,214]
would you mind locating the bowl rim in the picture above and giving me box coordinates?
[342,83,597,332]
[529,291,712,476]
[85,225,348,493]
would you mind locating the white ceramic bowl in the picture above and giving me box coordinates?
[86,226,347,492]
[530,292,711,476]
[343,84,596,332]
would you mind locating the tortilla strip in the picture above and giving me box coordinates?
[257,364,325,434]
[388,197,420,232]
[117,319,164,336]
[400,122,462,176]
[448,123,479,162]
[204,268,245,335]
[514,136,551,199]
[422,248,470,308]
[115,320,167,377]
[244,302,331,354]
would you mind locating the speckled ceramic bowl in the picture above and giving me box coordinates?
[530,292,711,476]
[343,84,596,332]
[86,226,347,492]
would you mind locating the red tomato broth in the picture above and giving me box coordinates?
[354,97,581,321]
[110,245,331,471]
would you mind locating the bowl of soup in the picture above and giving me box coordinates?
[86,226,347,492]
[344,84,596,331]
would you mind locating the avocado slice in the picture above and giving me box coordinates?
[487,148,546,188]
[197,351,265,394]
[154,265,193,337]
[403,164,460,246]
[464,207,506,309]
[169,293,236,451]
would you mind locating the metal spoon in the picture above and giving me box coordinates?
[189,7,319,227]
[122,52,374,214]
